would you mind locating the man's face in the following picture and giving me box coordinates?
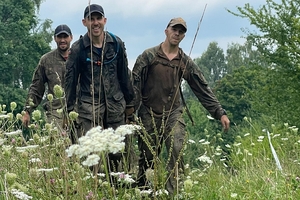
[165,25,186,46]
[55,33,73,51]
[83,13,107,37]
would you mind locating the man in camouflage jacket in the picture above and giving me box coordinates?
[131,17,230,195]
[23,24,73,129]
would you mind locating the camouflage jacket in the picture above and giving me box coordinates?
[24,49,67,114]
[131,43,226,120]
[65,32,134,121]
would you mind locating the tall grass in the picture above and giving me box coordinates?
[0,102,300,199]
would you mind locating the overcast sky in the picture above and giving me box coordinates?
[38,0,269,68]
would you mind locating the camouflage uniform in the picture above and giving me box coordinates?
[24,49,67,127]
[132,44,226,194]
[65,32,134,170]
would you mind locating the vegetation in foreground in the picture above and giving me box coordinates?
[0,102,300,200]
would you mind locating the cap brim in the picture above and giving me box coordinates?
[171,24,187,32]
[55,31,71,36]
[85,11,104,18]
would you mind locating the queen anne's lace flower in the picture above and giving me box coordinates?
[66,125,140,166]
[82,154,100,166]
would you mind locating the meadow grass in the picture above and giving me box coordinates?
[0,103,300,200]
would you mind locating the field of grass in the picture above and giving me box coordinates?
[1,102,300,199]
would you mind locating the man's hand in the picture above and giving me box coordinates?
[125,107,134,116]
[22,111,30,127]
[221,115,230,132]
[125,107,135,124]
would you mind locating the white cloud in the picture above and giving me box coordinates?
[40,0,271,62]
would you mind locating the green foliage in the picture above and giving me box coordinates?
[226,40,269,72]
[0,84,27,114]
[214,65,269,123]
[0,0,52,89]
[228,0,300,127]
[194,41,226,87]
[231,0,300,70]
[1,99,300,199]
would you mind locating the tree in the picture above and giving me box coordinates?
[230,0,300,69]
[0,0,52,89]
[214,65,268,123]
[229,0,300,126]
[226,40,268,73]
[194,42,227,87]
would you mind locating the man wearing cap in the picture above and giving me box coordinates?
[22,24,73,129]
[131,17,230,194]
[65,4,134,171]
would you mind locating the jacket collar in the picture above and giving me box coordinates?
[81,31,114,49]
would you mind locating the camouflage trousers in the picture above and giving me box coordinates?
[45,111,65,130]
[137,104,186,195]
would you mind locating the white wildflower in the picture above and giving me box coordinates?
[292,128,298,134]
[155,189,169,196]
[16,145,39,152]
[36,168,58,172]
[140,189,153,196]
[197,154,213,164]
[66,125,139,164]
[0,114,9,119]
[97,173,106,177]
[202,141,210,145]
[82,154,100,167]
[4,129,22,136]
[206,115,214,120]
[258,136,264,140]
[244,133,250,137]
[215,146,222,151]
[199,139,205,143]
[233,143,241,147]
[11,189,33,200]
[187,139,195,144]
[29,158,41,163]
[231,193,238,198]
[115,124,140,136]
[65,144,80,157]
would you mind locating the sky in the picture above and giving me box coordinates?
[38,0,268,68]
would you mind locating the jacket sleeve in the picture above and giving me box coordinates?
[116,38,134,106]
[65,44,80,112]
[130,51,150,112]
[24,57,47,113]
[184,56,225,120]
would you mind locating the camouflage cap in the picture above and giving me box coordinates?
[167,17,187,32]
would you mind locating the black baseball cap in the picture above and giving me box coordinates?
[84,4,105,18]
[54,24,72,36]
